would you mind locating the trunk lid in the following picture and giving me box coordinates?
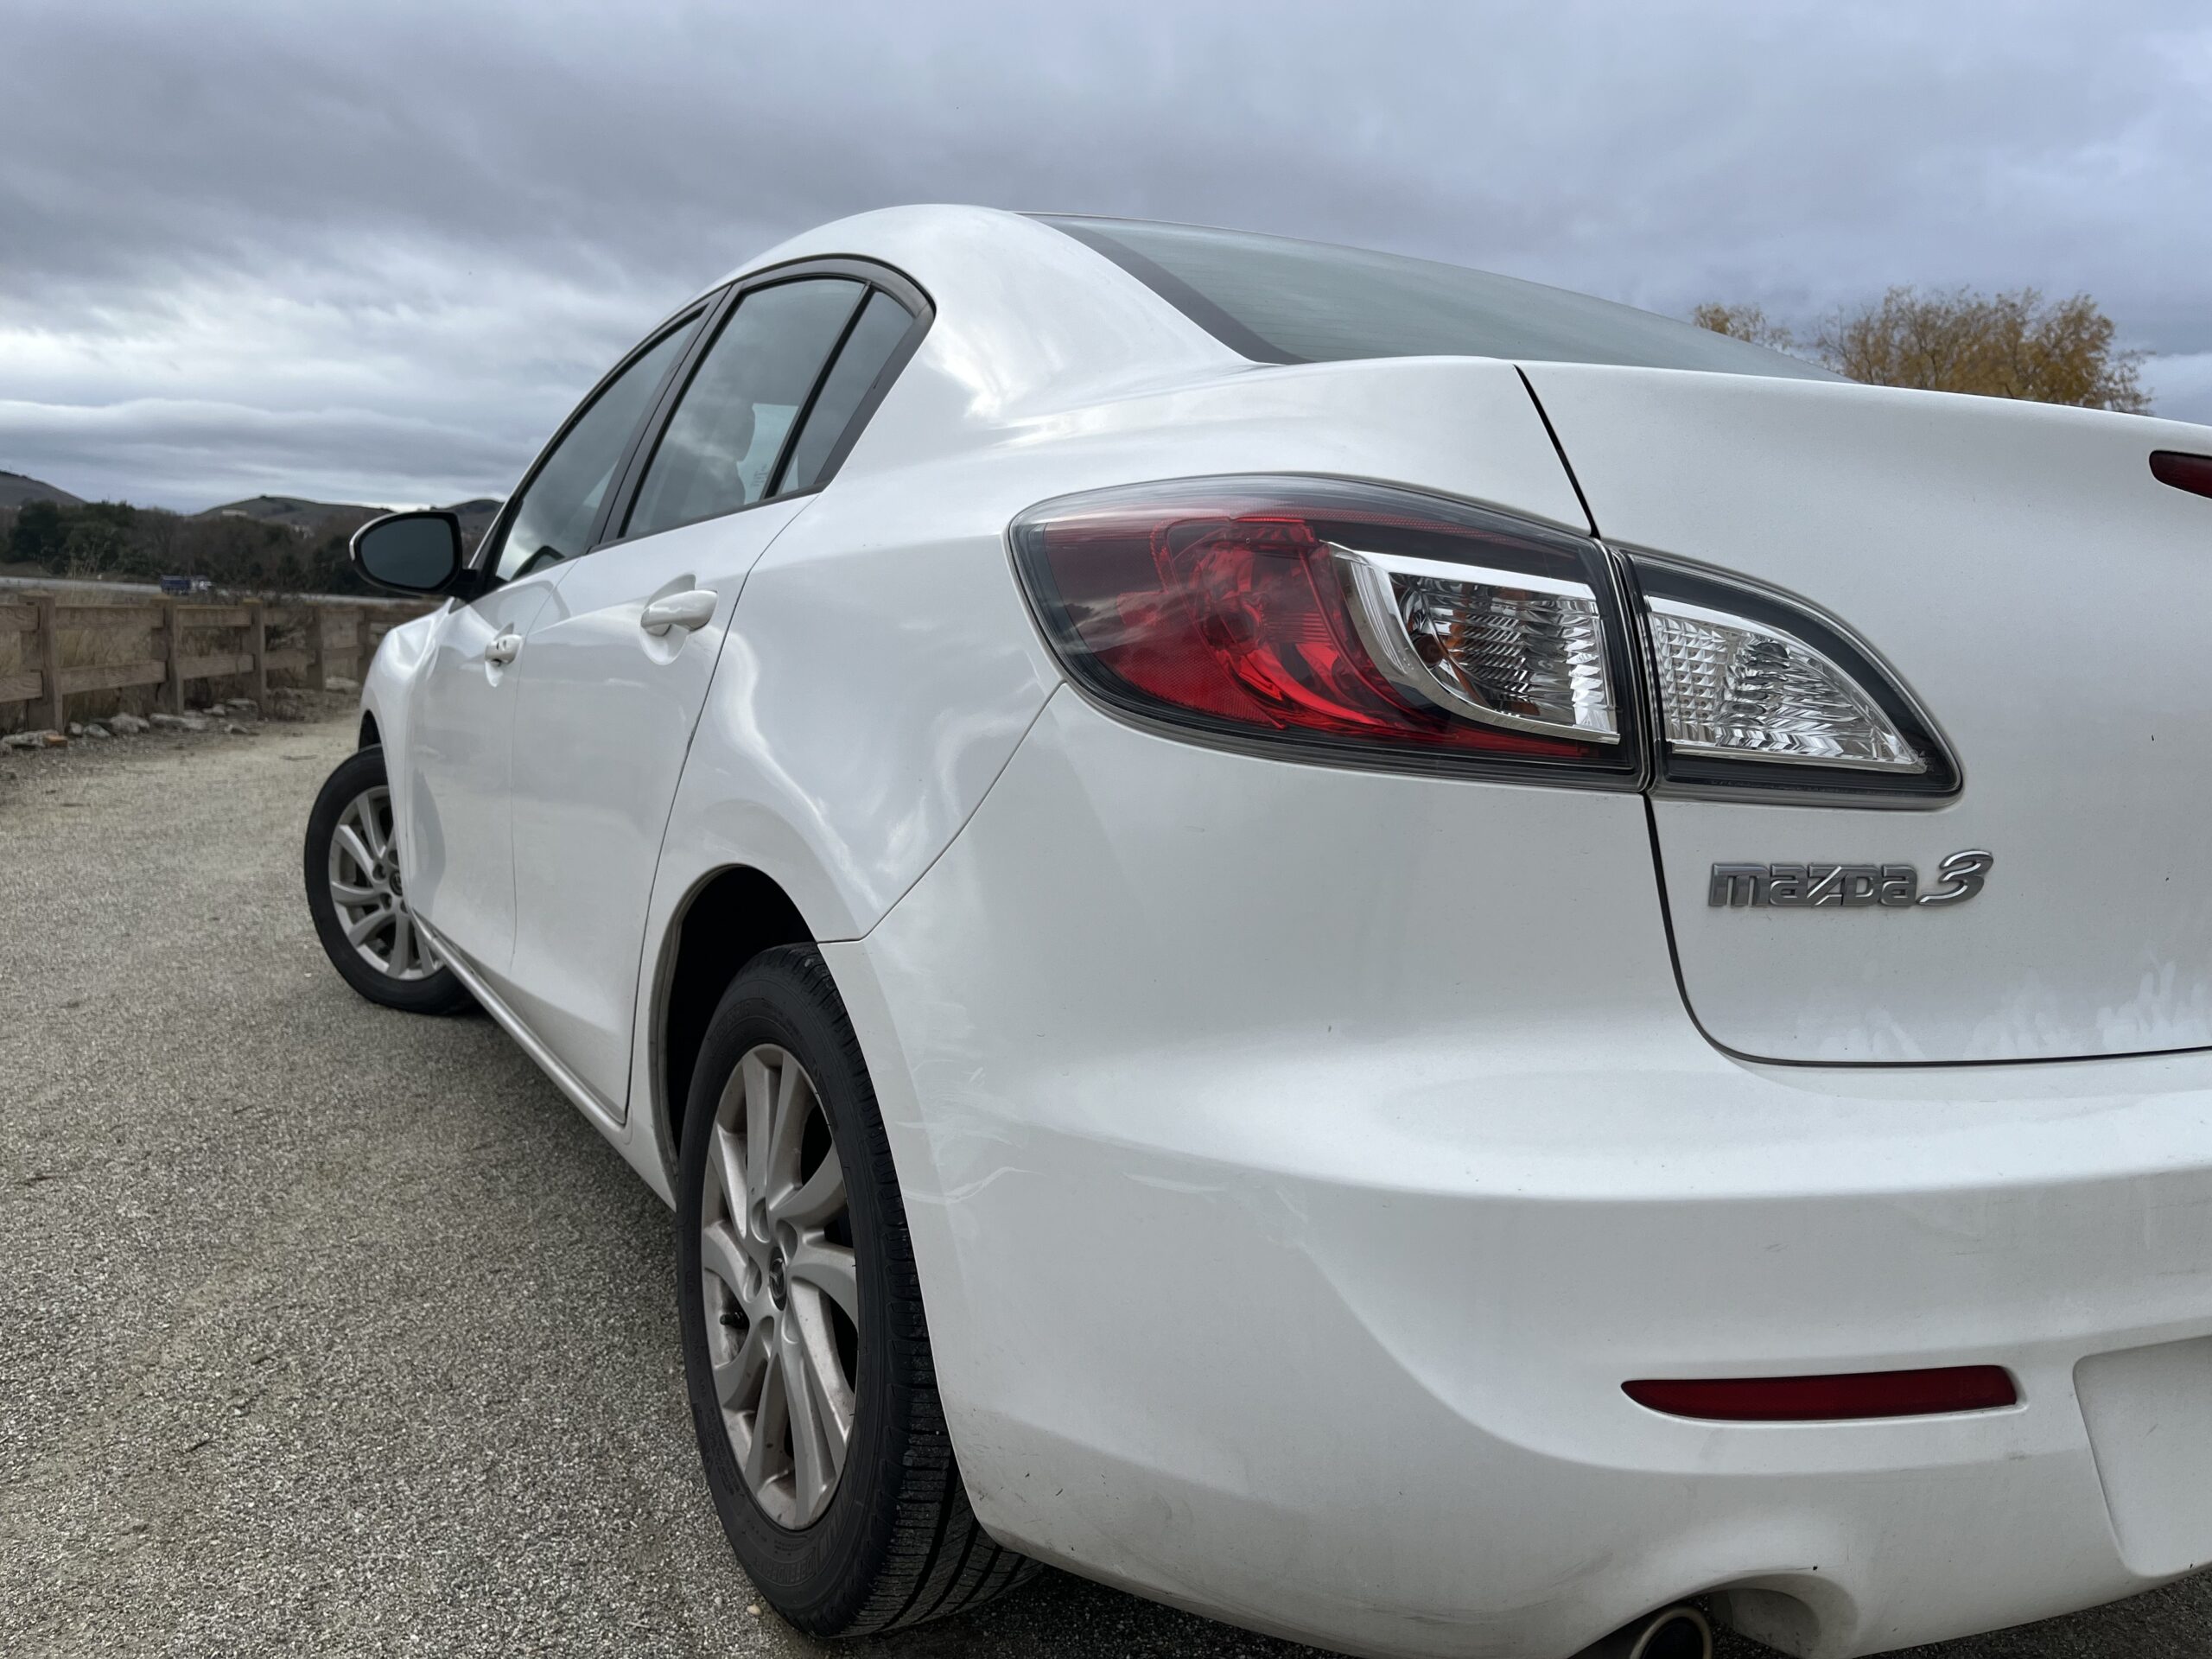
[1526,363,2212,1063]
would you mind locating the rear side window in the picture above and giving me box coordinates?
[1040,216,1834,381]
[780,289,916,493]
[625,279,865,540]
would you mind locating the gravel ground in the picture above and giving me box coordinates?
[3,709,2209,1658]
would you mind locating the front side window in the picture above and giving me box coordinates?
[1041,215,1836,381]
[491,318,696,582]
[624,278,866,541]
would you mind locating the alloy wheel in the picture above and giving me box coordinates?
[327,784,442,981]
[699,1043,861,1529]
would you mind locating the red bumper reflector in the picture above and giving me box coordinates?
[1624,1366,2018,1421]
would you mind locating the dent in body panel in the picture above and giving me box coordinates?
[653,512,1058,942]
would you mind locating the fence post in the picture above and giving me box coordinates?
[247,600,269,704]
[306,605,327,691]
[162,601,186,714]
[33,593,64,734]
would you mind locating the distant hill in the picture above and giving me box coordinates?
[442,499,504,541]
[201,494,505,543]
[0,471,86,509]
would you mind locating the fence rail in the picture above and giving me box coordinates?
[0,592,436,734]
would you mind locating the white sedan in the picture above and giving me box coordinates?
[307,206,2212,1659]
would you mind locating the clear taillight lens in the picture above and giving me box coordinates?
[1644,595,1921,770]
[1334,550,1619,744]
[1630,556,1959,801]
[1009,478,1643,784]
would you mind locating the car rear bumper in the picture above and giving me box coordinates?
[830,689,2212,1659]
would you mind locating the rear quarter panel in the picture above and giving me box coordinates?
[627,342,1595,1188]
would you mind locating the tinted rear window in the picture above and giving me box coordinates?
[1041,216,1832,380]
[779,289,915,494]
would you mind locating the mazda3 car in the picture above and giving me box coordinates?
[305,206,2212,1659]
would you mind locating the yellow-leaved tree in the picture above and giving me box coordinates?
[1694,288,2150,412]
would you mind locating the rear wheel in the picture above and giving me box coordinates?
[302,745,471,1014]
[676,945,1036,1634]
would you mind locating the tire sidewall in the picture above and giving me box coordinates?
[676,948,908,1630]
[303,745,467,1014]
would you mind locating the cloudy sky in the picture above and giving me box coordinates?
[3,0,2207,511]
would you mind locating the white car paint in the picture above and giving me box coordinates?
[392,565,563,976]
[356,205,2212,1658]
[505,497,815,1109]
[1524,362,2212,1064]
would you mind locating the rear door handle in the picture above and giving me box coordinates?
[639,588,719,637]
[484,632,523,666]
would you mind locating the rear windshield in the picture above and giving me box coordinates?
[1039,216,1833,380]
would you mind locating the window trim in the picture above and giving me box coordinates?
[610,273,868,545]
[594,255,934,554]
[472,294,717,589]
[1047,217,1296,365]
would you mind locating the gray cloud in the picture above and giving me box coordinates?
[4,0,2208,508]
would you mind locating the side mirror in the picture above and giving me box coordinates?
[350,510,468,595]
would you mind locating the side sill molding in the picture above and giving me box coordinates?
[413,916,628,1135]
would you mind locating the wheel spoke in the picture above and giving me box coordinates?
[780,1332,831,1522]
[741,1052,776,1205]
[772,1145,843,1230]
[710,1125,753,1243]
[788,1239,858,1322]
[388,911,415,975]
[767,1057,812,1188]
[329,879,379,907]
[701,1219,751,1300]
[791,1299,855,1453]
[346,906,393,946]
[333,824,378,879]
[744,1338,788,1492]
[354,801,387,861]
[715,1317,772,1410]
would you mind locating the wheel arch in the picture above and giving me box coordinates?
[651,863,817,1176]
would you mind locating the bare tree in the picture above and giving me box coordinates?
[1694,287,2150,412]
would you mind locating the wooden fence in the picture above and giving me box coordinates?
[0,593,437,734]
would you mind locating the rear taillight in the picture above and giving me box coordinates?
[1628,556,1960,803]
[1009,478,1644,785]
[1011,477,1956,801]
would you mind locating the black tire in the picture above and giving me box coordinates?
[303,745,472,1015]
[677,945,1037,1635]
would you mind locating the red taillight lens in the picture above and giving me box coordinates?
[1010,478,1641,783]
[2151,450,2212,501]
[1624,1366,2018,1422]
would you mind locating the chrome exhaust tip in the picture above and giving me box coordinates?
[1573,1603,1713,1659]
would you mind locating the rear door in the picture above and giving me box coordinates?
[403,309,702,977]
[503,265,926,1113]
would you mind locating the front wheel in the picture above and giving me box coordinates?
[302,744,471,1015]
[676,945,1035,1634]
